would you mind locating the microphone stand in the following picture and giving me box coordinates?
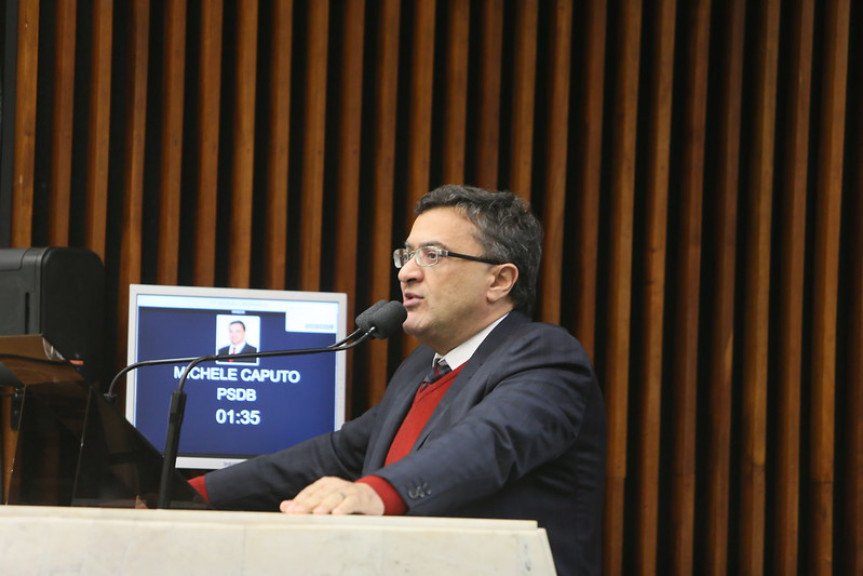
[156,331,373,509]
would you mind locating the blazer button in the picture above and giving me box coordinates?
[408,488,419,499]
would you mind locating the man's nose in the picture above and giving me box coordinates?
[398,258,422,282]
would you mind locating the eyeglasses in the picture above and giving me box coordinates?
[393,246,502,269]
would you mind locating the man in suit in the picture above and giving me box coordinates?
[217,320,257,357]
[192,185,606,576]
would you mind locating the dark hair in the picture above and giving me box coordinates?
[415,185,543,316]
[229,320,247,331]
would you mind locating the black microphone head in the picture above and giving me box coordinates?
[355,300,388,333]
[362,300,407,339]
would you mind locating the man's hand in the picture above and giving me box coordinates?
[280,477,385,516]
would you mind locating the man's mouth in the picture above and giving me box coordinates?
[402,293,422,308]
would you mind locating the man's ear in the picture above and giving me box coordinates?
[487,263,519,303]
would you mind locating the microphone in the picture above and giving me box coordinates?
[156,300,406,509]
[356,299,407,339]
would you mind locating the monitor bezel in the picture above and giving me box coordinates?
[125,283,347,470]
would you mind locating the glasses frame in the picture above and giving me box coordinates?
[393,246,502,269]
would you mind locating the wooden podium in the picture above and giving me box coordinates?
[0,334,202,508]
[0,334,83,504]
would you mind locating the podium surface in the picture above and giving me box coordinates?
[0,505,556,575]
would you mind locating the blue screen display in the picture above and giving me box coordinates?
[126,287,346,469]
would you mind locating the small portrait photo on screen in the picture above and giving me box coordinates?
[215,315,261,365]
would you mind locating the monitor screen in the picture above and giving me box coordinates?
[125,284,347,470]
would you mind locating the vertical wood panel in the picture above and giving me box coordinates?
[333,0,366,416]
[634,1,675,573]
[602,3,641,574]
[84,0,113,259]
[48,0,76,246]
[846,143,863,576]
[809,2,850,574]
[367,0,401,405]
[704,2,744,574]
[262,0,293,290]
[192,0,223,286]
[228,0,259,288]
[299,0,329,291]
[400,0,437,359]
[441,0,469,184]
[669,4,710,574]
[333,0,366,300]
[739,3,781,574]
[773,2,814,573]
[537,0,571,324]
[508,0,537,199]
[474,0,502,189]
[116,0,150,366]
[157,0,187,285]
[300,1,330,290]
[405,0,436,212]
[11,0,39,248]
[570,0,605,359]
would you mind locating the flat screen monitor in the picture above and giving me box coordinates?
[125,284,347,470]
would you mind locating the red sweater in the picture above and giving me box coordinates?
[190,365,463,515]
[357,364,463,513]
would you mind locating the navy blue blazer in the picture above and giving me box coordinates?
[205,312,606,576]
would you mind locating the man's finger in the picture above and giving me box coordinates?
[312,490,349,514]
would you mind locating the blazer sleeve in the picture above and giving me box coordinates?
[370,321,601,516]
[203,402,382,510]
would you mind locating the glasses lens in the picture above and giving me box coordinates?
[418,247,441,267]
[393,247,444,268]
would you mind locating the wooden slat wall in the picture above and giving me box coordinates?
[570,0,605,362]
[633,0,673,572]
[83,0,112,258]
[810,3,850,575]
[773,2,812,575]
[848,112,863,576]
[602,3,640,574]
[192,0,223,286]
[10,0,38,248]
[115,0,150,366]
[3,1,861,574]
[47,0,75,245]
[508,0,536,201]
[537,0,571,323]
[441,0,468,184]
[156,0,186,286]
[227,0,257,288]
[263,0,292,290]
[739,3,779,575]
[703,2,744,573]
[669,3,708,573]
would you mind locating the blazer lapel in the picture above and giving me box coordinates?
[412,312,529,450]
[364,347,435,469]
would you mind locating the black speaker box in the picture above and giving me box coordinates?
[0,247,104,382]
